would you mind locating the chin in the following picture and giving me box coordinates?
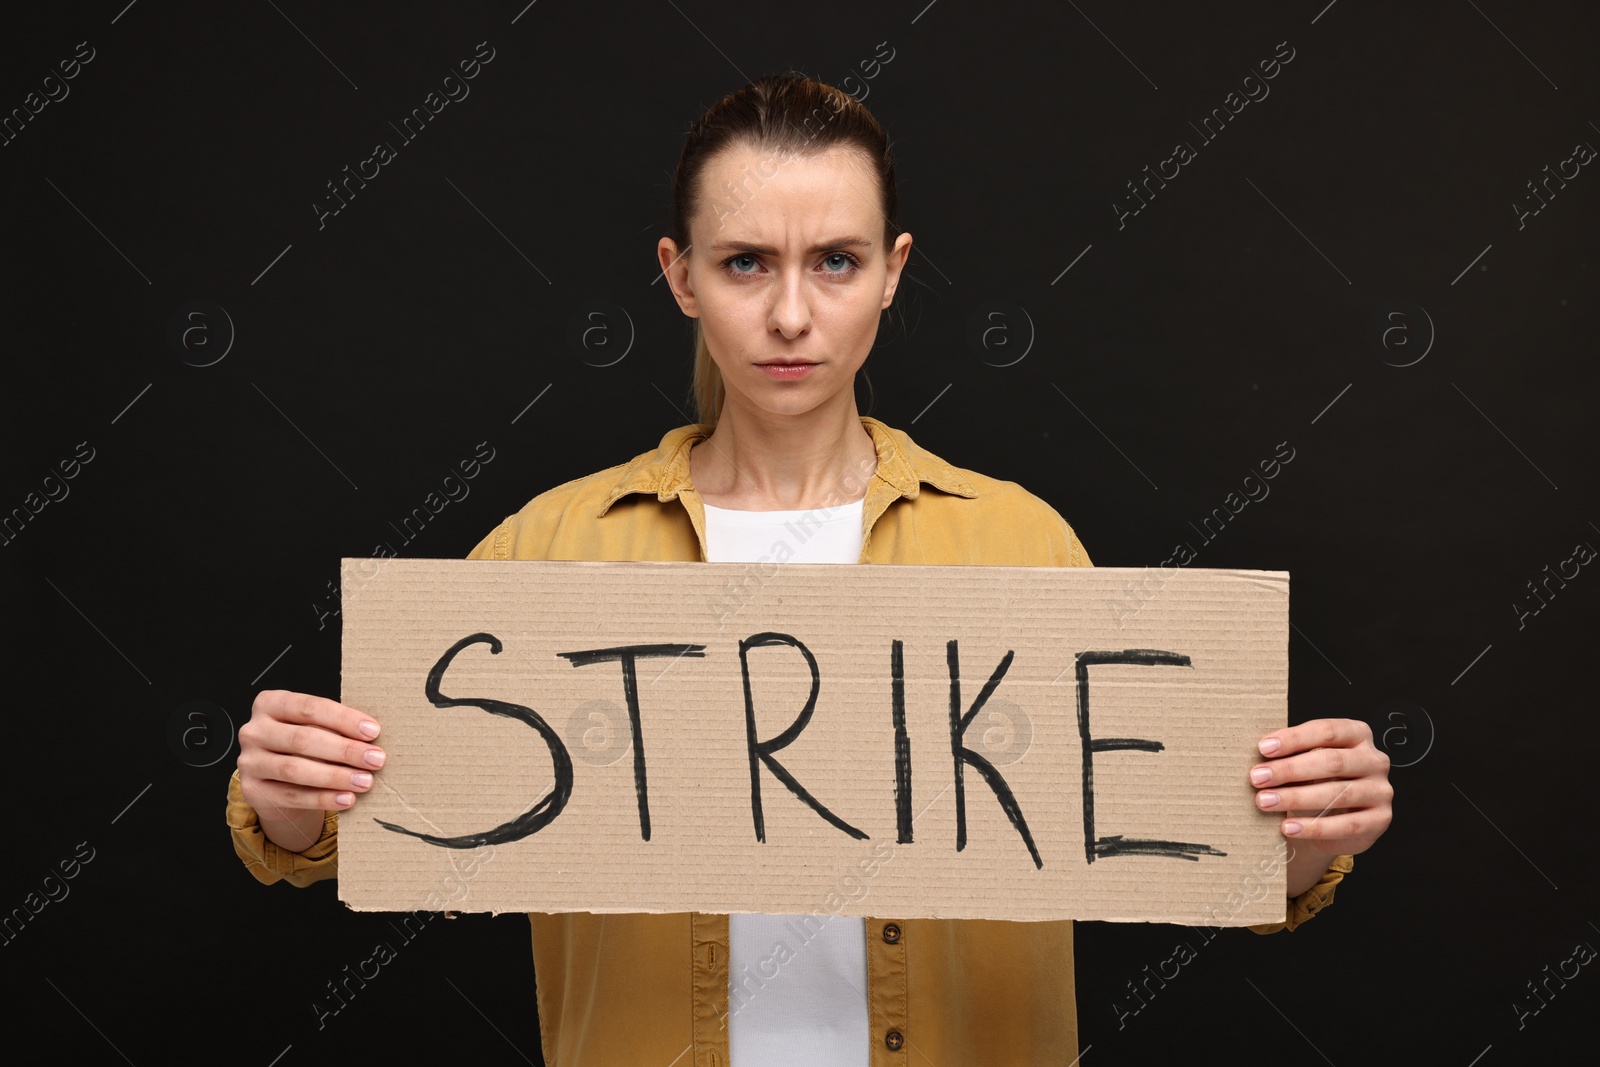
[728,388,836,420]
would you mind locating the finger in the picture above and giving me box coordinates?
[250,717,386,772]
[1279,807,1389,844]
[1249,744,1387,788]
[256,689,381,741]
[239,750,378,796]
[245,775,361,814]
[1257,717,1372,758]
[1255,777,1392,815]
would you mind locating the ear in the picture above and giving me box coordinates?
[881,232,913,309]
[658,237,699,318]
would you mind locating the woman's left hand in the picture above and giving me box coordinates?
[1250,718,1393,859]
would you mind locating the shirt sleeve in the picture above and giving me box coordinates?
[1037,494,1092,568]
[465,515,511,560]
[1068,525,1092,568]
[224,768,339,887]
[1246,853,1354,934]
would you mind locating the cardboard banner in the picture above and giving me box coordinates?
[337,559,1290,926]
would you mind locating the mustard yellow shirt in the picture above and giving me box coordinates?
[226,415,1352,1066]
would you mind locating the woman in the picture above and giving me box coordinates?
[228,73,1392,1066]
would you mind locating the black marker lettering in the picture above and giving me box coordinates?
[375,632,573,848]
[948,640,1041,868]
[891,639,913,844]
[1076,649,1227,863]
[556,643,705,841]
[741,632,868,842]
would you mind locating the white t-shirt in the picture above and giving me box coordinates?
[702,497,869,1067]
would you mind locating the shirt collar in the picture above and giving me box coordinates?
[596,416,978,517]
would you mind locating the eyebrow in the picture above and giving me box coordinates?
[708,236,875,255]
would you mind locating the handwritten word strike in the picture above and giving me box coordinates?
[374,634,1229,873]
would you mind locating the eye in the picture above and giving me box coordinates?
[717,250,863,279]
[821,252,862,274]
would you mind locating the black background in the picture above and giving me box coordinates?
[2,2,1595,1064]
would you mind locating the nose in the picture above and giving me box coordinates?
[768,273,812,337]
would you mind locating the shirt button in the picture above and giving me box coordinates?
[881,922,902,944]
[885,1029,905,1052]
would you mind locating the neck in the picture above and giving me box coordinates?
[690,392,878,510]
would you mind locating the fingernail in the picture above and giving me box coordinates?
[335,792,355,807]
[1250,767,1271,785]
[1283,820,1301,835]
[1258,791,1279,809]
[359,721,380,739]
[364,749,386,768]
[1259,737,1281,756]
[352,772,373,788]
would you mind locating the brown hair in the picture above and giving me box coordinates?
[666,71,900,425]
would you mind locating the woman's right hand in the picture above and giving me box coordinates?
[236,689,386,852]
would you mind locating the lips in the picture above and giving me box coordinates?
[756,360,819,380]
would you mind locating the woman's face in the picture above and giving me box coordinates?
[660,142,913,420]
